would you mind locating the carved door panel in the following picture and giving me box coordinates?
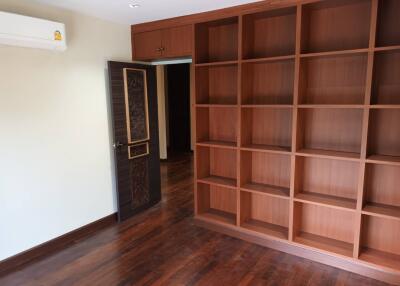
[108,61,161,221]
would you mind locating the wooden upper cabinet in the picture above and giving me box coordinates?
[132,25,192,60]
[161,25,192,58]
[132,30,163,60]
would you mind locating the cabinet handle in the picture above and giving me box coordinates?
[156,47,162,52]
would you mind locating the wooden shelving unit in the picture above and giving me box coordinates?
[193,0,400,280]
[242,59,295,105]
[241,107,292,152]
[240,191,289,240]
[196,106,238,146]
[293,202,355,257]
[298,53,368,105]
[241,150,291,199]
[296,108,363,157]
[195,64,238,104]
[242,7,296,59]
[362,163,400,220]
[359,215,400,271]
[294,156,359,211]
[197,183,237,226]
[367,109,400,161]
[195,17,238,64]
[300,0,371,54]
[371,50,400,105]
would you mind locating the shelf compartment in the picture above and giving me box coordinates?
[362,163,400,220]
[241,150,291,197]
[360,215,400,270]
[293,202,355,257]
[359,248,400,272]
[195,17,238,64]
[197,183,237,226]
[301,0,371,54]
[241,107,292,150]
[240,191,289,240]
[241,59,294,105]
[196,146,237,188]
[296,108,363,155]
[196,106,237,145]
[375,0,400,47]
[298,53,368,104]
[294,156,359,210]
[371,50,400,105]
[367,109,400,159]
[242,7,296,59]
[295,232,354,258]
[195,64,238,104]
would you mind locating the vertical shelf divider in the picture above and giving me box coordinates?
[353,0,378,259]
[237,15,243,227]
[289,4,302,242]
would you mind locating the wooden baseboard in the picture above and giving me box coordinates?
[0,213,117,276]
[195,218,400,286]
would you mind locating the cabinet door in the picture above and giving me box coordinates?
[133,30,162,60]
[162,25,193,58]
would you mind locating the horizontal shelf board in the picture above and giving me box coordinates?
[241,104,293,109]
[241,219,288,240]
[294,232,354,258]
[298,104,364,109]
[198,209,236,226]
[300,48,369,58]
[296,149,361,161]
[241,182,290,199]
[242,54,295,63]
[295,192,357,211]
[196,104,238,108]
[195,60,238,67]
[366,155,400,166]
[359,248,400,271]
[196,141,237,149]
[369,105,400,109]
[197,175,237,189]
[362,203,400,221]
[374,45,400,52]
[242,144,291,154]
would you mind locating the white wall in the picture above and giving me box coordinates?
[0,0,131,261]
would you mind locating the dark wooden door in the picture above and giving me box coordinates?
[108,61,161,222]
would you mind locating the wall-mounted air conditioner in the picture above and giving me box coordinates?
[0,11,67,51]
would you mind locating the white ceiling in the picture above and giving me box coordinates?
[34,0,263,25]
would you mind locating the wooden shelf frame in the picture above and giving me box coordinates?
[193,0,400,280]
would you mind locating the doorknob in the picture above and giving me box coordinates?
[113,142,124,149]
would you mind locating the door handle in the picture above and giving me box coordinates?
[113,142,124,149]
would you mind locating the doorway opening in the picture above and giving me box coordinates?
[157,63,193,161]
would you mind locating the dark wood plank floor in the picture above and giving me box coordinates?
[0,153,390,286]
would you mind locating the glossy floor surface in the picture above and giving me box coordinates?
[0,153,390,285]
